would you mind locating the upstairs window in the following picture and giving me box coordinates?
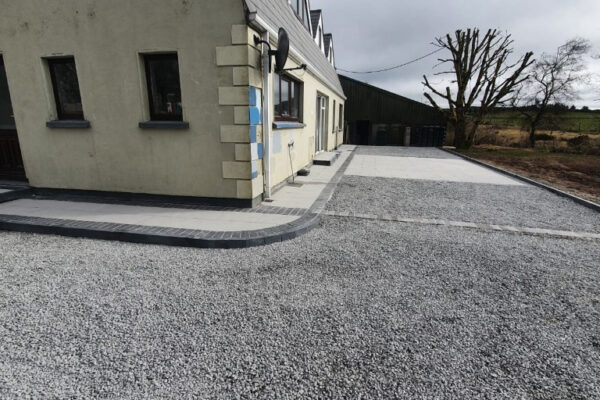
[274,73,302,122]
[291,0,311,31]
[144,53,183,121]
[318,27,323,49]
[47,57,84,120]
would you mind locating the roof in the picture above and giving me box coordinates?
[310,10,321,38]
[324,33,332,57]
[244,0,344,97]
[339,75,436,108]
[339,74,446,126]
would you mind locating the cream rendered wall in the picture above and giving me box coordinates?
[267,54,345,187]
[0,0,247,198]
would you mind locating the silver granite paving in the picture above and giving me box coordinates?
[355,146,460,159]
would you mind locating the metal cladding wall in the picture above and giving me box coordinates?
[340,75,447,146]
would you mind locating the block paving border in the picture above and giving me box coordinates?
[0,149,357,248]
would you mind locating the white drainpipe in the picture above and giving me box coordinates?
[261,30,272,199]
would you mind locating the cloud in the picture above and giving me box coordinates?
[310,0,600,108]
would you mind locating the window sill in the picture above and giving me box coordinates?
[273,121,306,130]
[139,121,189,130]
[46,120,91,129]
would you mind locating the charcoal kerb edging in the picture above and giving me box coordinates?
[0,211,322,249]
[0,188,33,204]
[442,148,600,213]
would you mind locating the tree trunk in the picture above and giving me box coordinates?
[453,118,468,149]
[528,116,541,148]
[527,108,544,148]
[529,125,536,148]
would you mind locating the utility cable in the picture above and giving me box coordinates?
[336,47,444,74]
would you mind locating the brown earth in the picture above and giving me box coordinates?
[458,146,600,204]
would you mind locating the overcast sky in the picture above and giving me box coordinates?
[311,0,600,109]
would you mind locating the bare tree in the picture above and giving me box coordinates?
[515,38,591,147]
[422,29,534,149]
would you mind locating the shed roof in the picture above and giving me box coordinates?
[339,74,446,126]
[244,0,344,97]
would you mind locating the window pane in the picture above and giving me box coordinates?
[273,73,281,116]
[49,58,83,120]
[280,78,289,117]
[290,81,299,119]
[275,74,301,121]
[303,2,310,30]
[318,28,322,48]
[145,54,182,121]
[291,0,298,13]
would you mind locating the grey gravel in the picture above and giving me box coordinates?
[355,145,459,159]
[1,216,599,399]
[1,145,599,398]
[327,175,600,233]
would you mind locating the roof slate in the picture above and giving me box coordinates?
[310,10,321,38]
[324,33,332,57]
[244,0,344,97]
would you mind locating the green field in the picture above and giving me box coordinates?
[482,110,600,133]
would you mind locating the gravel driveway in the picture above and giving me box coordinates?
[327,175,600,233]
[1,146,599,399]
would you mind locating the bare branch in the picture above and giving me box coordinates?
[422,28,534,148]
[514,37,591,146]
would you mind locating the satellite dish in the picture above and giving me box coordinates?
[274,28,289,73]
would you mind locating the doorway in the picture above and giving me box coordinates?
[315,94,328,153]
[356,120,370,145]
[0,56,26,181]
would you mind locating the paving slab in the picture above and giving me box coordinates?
[0,199,299,232]
[356,146,459,159]
[345,154,524,186]
[264,145,355,210]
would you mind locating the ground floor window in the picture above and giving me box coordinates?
[143,53,183,121]
[47,57,84,120]
[274,73,302,121]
